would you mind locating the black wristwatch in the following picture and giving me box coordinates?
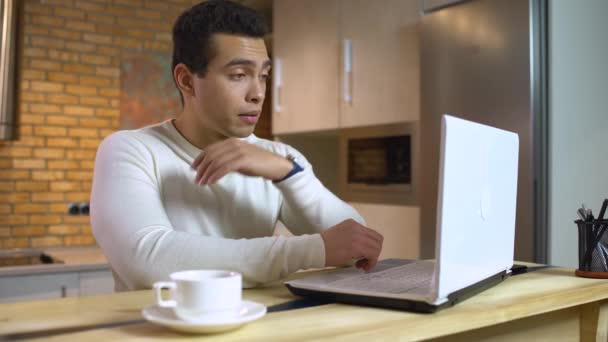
[273,154,304,183]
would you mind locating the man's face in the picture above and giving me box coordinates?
[191,33,270,139]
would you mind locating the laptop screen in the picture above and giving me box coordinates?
[434,115,519,300]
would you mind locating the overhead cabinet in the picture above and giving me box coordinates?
[272,0,420,134]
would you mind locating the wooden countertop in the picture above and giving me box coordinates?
[44,247,109,265]
[0,247,109,277]
[1,265,607,341]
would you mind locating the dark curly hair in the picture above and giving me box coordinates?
[172,0,268,80]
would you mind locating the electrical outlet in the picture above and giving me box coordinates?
[78,202,90,216]
[67,202,80,215]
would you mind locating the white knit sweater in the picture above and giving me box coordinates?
[90,120,364,291]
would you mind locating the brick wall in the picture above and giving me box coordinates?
[0,0,272,250]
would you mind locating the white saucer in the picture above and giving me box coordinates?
[141,300,267,334]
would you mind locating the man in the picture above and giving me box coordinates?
[91,0,383,291]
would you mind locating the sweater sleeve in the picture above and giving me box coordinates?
[275,145,366,236]
[90,132,325,290]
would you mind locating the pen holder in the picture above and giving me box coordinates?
[575,219,608,278]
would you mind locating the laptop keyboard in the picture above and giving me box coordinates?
[326,261,435,295]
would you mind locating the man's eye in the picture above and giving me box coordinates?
[230,74,246,80]
[260,74,270,81]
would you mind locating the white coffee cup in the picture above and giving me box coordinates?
[153,270,242,322]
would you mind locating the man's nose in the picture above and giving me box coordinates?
[246,80,265,104]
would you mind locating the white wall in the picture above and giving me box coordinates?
[549,0,608,267]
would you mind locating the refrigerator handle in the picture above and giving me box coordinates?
[343,39,353,105]
[273,58,283,113]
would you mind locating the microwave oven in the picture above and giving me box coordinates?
[338,123,417,205]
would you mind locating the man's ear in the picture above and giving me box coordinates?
[174,63,196,98]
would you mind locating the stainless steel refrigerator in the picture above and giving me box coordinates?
[419,0,548,262]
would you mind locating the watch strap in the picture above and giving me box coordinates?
[274,155,304,183]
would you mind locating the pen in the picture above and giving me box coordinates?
[582,203,589,219]
[577,208,587,221]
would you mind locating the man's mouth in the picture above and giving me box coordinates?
[238,111,260,125]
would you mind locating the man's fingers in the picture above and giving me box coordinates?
[192,151,206,170]
[199,153,243,185]
[363,258,378,272]
[362,227,383,244]
[195,153,213,184]
[198,151,240,182]
[362,240,382,260]
[356,232,382,255]
[191,139,237,170]
[194,141,246,184]
[195,147,234,184]
[206,157,244,184]
[358,236,381,256]
[345,220,382,244]
[355,258,378,272]
[352,239,381,264]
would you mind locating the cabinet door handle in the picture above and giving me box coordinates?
[273,58,283,113]
[343,39,353,104]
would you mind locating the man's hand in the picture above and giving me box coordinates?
[192,139,293,185]
[320,219,383,272]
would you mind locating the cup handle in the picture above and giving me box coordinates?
[153,281,177,308]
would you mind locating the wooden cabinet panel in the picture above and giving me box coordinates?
[272,0,340,134]
[273,0,420,133]
[272,203,421,259]
[340,0,420,127]
[350,203,420,260]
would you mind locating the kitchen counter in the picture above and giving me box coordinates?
[0,247,109,277]
[1,264,607,340]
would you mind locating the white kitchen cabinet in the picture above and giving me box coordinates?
[272,0,420,134]
[79,269,114,296]
[0,273,80,303]
[0,268,113,303]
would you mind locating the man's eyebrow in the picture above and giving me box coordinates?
[224,58,272,69]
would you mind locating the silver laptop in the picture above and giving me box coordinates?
[286,114,519,313]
